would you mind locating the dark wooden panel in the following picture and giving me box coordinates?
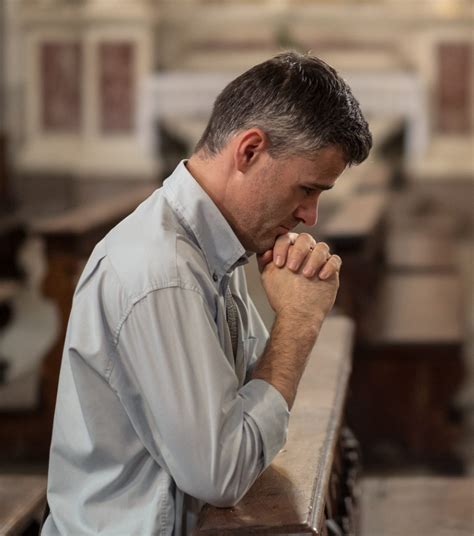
[350,347,464,459]
[350,272,464,462]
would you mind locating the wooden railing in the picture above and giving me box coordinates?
[196,315,358,535]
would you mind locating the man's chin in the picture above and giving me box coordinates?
[242,230,285,255]
[255,237,281,255]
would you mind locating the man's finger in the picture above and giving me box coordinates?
[257,249,274,273]
[318,254,342,280]
[285,233,317,272]
[300,242,330,277]
[272,232,299,267]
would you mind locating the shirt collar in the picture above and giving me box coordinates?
[163,160,249,281]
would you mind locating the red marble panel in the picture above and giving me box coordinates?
[99,42,135,133]
[437,42,473,134]
[41,42,81,132]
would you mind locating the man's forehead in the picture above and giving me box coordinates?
[296,150,347,182]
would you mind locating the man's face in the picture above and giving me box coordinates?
[229,145,347,254]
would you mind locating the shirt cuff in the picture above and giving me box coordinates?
[239,379,290,468]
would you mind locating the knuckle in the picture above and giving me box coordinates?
[314,248,329,261]
[315,244,330,257]
[296,233,316,247]
[290,246,306,258]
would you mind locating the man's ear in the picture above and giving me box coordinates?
[234,128,269,173]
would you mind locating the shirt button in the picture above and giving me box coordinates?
[212,273,218,282]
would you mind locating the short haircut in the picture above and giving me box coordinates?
[195,51,372,166]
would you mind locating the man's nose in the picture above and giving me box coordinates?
[294,199,319,227]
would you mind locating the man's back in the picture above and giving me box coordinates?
[43,51,371,535]
[43,162,286,535]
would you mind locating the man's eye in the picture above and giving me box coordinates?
[302,187,313,196]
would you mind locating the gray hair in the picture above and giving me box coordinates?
[195,51,372,166]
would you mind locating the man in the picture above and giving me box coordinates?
[42,52,371,535]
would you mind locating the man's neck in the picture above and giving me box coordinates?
[186,152,234,218]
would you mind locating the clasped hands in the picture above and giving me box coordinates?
[257,232,341,280]
[257,232,342,320]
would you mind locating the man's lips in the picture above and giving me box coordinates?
[278,224,297,233]
[276,226,290,235]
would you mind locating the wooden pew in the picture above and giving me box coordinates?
[196,315,359,535]
[359,477,474,536]
[0,214,25,391]
[320,191,389,326]
[0,214,26,281]
[315,151,465,467]
[0,132,14,211]
[0,475,47,536]
[386,228,457,273]
[350,273,464,464]
[0,185,155,459]
[385,188,462,274]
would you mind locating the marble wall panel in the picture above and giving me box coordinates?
[41,42,81,132]
[99,42,134,133]
[437,42,472,134]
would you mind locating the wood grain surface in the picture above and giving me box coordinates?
[0,474,46,535]
[31,185,155,236]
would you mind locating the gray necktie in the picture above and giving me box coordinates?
[225,284,239,358]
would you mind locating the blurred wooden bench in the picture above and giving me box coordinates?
[196,315,359,535]
[0,185,155,459]
[359,477,474,536]
[350,273,464,463]
[318,162,465,466]
[0,475,47,536]
[386,228,457,273]
[320,191,389,326]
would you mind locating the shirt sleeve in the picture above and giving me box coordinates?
[244,296,270,378]
[231,265,270,377]
[110,286,289,507]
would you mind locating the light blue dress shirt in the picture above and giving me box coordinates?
[42,161,290,535]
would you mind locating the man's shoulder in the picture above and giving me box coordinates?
[103,191,214,302]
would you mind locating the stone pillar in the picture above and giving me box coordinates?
[0,0,23,209]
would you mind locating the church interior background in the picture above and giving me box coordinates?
[0,0,473,533]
